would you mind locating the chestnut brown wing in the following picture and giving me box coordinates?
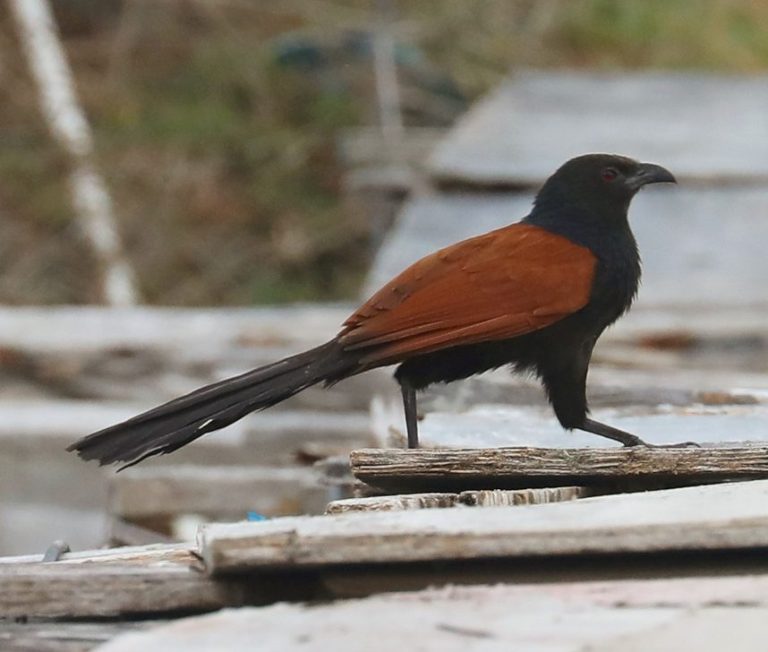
[339,223,597,365]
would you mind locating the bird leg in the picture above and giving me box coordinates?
[400,381,419,448]
[579,418,699,448]
[580,418,644,446]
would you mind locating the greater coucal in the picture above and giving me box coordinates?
[69,153,686,469]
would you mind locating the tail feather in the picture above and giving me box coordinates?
[68,340,356,468]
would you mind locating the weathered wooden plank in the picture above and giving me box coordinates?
[0,404,367,556]
[428,72,768,185]
[459,487,588,506]
[199,479,768,574]
[0,306,348,354]
[0,404,370,453]
[0,621,156,652]
[394,399,768,454]
[351,445,768,492]
[0,543,192,566]
[326,493,458,513]
[0,564,242,619]
[93,577,768,652]
[0,537,344,619]
[325,487,588,513]
[0,305,389,413]
[0,543,247,619]
[111,466,326,521]
[590,610,768,652]
[420,365,768,414]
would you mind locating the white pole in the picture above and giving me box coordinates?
[372,0,404,145]
[10,0,140,306]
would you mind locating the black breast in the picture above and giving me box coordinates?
[587,228,641,330]
[396,219,641,392]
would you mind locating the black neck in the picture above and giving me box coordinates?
[523,202,633,253]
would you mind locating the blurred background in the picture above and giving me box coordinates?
[3,0,768,305]
[2,0,768,555]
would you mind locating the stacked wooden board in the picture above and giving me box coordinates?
[5,473,768,649]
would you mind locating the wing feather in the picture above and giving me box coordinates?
[339,223,596,364]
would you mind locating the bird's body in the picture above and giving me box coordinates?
[69,154,683,468]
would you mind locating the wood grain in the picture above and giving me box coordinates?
[350,445,768,492]
[0,564,239,619]
[0,543,192,566]
[200,479,768,575]
[0,544,249,619]
[325,487,588,513]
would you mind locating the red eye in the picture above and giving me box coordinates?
[601,167,619,182]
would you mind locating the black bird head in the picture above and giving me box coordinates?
[532,153,676,221]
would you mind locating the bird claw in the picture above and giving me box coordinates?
[634,440,701,449]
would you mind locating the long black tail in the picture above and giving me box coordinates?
[68,339,357,469]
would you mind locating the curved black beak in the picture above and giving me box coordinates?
[628,162,677,191]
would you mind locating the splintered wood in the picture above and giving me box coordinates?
[326,487,588,513]
[350,445,768,492]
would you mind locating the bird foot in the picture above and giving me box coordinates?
[580,419,700,449]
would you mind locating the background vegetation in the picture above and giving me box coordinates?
[1,0,767,305]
